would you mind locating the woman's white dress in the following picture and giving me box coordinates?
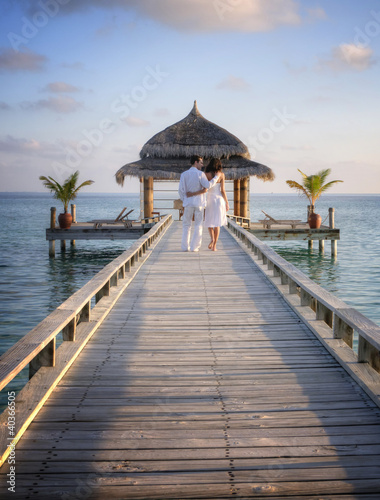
[204,182,227,228]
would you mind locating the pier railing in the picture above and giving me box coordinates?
[227,218,380,407]
[0,214,172,466]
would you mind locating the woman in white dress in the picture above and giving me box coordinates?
[187,158,229,251]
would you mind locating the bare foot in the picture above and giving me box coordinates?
[208,241,214,249]
[212,245,218,251]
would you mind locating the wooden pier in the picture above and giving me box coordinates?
[229,207,340,256]
[1,216,380,499]
[46,206,162,257]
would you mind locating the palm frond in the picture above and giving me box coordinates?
[317,179,343,197]
[72,180,94,198]
[285,180,312,204]
[286,169,343,207]
[39,170,94,212]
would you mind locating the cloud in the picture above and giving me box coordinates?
[21,95,84,113]
[306,7,327,21]
[0,135,55,154]
[124,116,150,127]
[23,0,303,32]
[0,48,47,72]
[319,44,376,72]
[216,75,251,91]
[43,82,80,93]
[137,0,302,32]
[0,101,11,110]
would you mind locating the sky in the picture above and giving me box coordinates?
[0,0,379,194]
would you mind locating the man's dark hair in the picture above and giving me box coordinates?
[190,155,202,165]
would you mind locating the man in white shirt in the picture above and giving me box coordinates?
[178,155,220,252]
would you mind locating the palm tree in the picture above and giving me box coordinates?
[39,170,94,213]
[286,168,343,212]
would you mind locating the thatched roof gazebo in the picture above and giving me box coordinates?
[115,101,274,218]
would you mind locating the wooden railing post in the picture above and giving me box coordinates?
[71,203,76,223]
[29,338,56,379]
[96,282,110,303]
[288,279,298,294]
[70,204,76,247]
[358,336,380,372]
[333,315,353,348]
[79,302,90,322]
[110,272,118,287]
[49,207,56,257]
[329,208,337,257]
[50,207,56,229]
[62,318,76,341]
[316,301,333,327]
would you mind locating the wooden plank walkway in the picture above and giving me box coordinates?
[2,221,380,499]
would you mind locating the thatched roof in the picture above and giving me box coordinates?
[116,101,274,184]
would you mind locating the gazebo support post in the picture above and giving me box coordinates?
[144,177,154,219]
[234,179,240,216]
[240,177,249,218]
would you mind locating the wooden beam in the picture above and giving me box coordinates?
[233,179,240,216]
[240,177,249,218]
[144,177,154,219]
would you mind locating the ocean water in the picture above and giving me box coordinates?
[254,194,380,325]
[0,192,379,405]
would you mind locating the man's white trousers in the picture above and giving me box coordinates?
[181,206,204,252]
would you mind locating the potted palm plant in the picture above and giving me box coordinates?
[286,169,343,228]
[40,170,94,229]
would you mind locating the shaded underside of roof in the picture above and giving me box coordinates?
[115,156,275,184]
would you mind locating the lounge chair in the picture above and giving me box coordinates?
[90,208,134,228]
[259,210,303,229]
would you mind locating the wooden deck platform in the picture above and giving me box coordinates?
[46,216,163,256]
[227,213,340,255]
[1,220,380,498]
[249,221,340,241]
[46,219,160,241]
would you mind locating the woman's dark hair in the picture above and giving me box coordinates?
[204,158,222,174]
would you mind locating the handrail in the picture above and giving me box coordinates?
[227,218,380,405]
[0,215,172,466]
[0,214,172,391]
[227,214,250,227]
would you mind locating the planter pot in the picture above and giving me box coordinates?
[308,212,322,229]
[58,212,73,229]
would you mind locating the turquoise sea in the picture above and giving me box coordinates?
[0,192,379,405]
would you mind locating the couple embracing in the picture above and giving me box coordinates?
[178,155,229,252]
